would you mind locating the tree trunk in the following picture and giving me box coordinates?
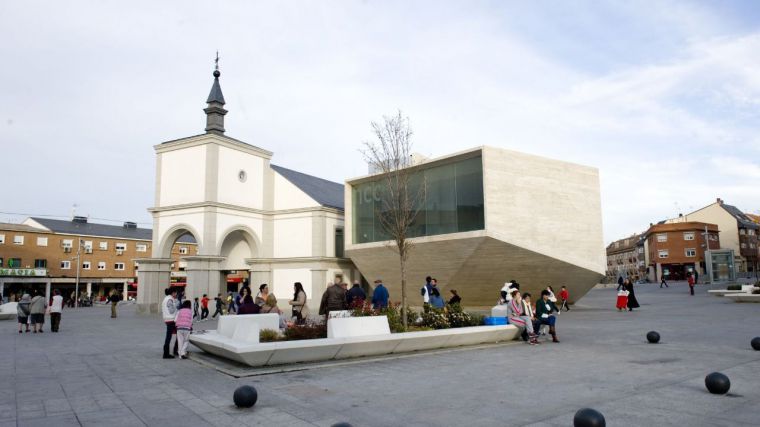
[400,255,408,330]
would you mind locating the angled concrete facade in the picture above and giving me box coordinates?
[345,146,605,306]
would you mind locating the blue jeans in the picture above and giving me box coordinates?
[537,316,556,327]
[163,321,178,356]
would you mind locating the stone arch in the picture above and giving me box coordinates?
[157,223,202,259]
[217,225,260,270]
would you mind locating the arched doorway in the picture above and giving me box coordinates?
[218,226,259,293]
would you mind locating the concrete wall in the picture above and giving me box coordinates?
[158,146,206,206]
[273,172,319,210]
[216,146,266,209]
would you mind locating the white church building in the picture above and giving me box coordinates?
[136,66,357,314]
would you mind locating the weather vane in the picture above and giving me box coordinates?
[215,50,219,71]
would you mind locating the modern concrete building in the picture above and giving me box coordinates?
[674,198,759,277]
[136,65,357,314]
[344,147,606,306]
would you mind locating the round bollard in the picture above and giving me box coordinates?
[751,337,760,351]
[646,331,660,344]
[233,385,258,408]
[573,408,606,427]
[705,372,730,395]
[331,423,353,427]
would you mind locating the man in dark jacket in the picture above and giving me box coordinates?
[535,290,560,343]
[346,281,366,307]
[371,280,389,309]
[319,282,347,317]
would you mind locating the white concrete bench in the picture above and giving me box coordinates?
[0,302,18,321]
[327,316,391,339]
[217,313,281,337]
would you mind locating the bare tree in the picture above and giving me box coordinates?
[362,111,424,330]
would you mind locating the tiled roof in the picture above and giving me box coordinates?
[271,165,344,210]
[0,223,50,233]
[27,218,196,242]
[721,204,759,229]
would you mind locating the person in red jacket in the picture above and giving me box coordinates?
[687,272,695,296]
[200,294,210,321]
[559,286,570,312]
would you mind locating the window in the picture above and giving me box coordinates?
[749,229,756,236]
[37,237,48,246]
[656,234,667,242]
[335,228,344,258]
[9,258,21,268]
[99,241,108,250]
[658,250,669,258]
[34,259,47,268]
[62,239,73,248]
[741,243,747,249]
[98,262,106,270]
[685,248,696,257]
[179,247,188,255]
[0,234,4,244]
[115,243,127,251]
[638,247,644,254]
[136,243,147,252]
[13,235,24,245]
[739,229,746,235]
[82,261,91,270]
[61,260,71,269]
[614,242,620,248]
[114,263,125,270]
[683,232,695,241]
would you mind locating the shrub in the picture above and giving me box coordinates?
[421,307,450,329]
[446,304,484,328]
[283,322,327,341]
[727,284,742,291]
[259,328,282,342]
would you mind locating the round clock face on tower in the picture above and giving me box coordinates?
[238,170,247,183]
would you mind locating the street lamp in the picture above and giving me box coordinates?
[73,239,83,308]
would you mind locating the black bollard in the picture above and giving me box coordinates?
[646,331,660,344]
[331,423,353,427]
[751,337,760,351]
[233,385,258,408]
[573,408,606,427]
[704,372,730,395]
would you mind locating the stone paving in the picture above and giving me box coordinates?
[1,281,759,426]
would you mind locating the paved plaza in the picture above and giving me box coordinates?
[2,282,759,427]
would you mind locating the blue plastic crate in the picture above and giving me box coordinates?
[484,316,507,325]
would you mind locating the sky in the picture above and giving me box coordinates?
[2,0,760,244]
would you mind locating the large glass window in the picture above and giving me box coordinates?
[352,154,484,243]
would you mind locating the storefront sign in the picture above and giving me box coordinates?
[0,268,47,277]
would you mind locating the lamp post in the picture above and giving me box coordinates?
[74,239,83,308]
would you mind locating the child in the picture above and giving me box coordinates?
[174,300,193,359]
[559,286,570,312]
[616,289,629,311]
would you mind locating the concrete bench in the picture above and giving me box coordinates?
[0,302,18,321]
[190,319,519,367]
[327,316,391,339]
[217,313,281,338]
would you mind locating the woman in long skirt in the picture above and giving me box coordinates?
[623,279,640,311]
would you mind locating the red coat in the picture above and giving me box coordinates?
[559,289,569,300]
[687,276,695,286]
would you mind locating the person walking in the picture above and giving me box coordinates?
[211,294,224,319]
[288,282,308,325]
[660,274,668,288]
[687,272,695,296]
[319,282,347,319]
[226,292,235,314]
[623,278,640,311]
[30,289,46,333]
[617,276,625,290]
[49,289,63,332]
[17,293,31,334]
[371,279,389,309]
[162,288,179,359]
[200,294,210,321]
[109,290,121,318]
[421,276,433,311]
[192,297,200,321]
[174,300,193,359]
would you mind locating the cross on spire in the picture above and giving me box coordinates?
[215,50,219,72]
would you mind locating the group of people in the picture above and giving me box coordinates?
[500,281,568,345]
[421,276,461,309]
[616,277,640,311]
[15,289,63,333]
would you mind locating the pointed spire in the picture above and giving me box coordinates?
[204,51,227,134]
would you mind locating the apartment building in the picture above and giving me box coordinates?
[605,233,645,282]
[0,217,195,303]
[644,221,720,281]
[674,198,759,277]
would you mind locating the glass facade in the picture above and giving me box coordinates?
[352,155,484,244]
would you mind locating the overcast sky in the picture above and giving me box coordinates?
[2,1,760,243]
